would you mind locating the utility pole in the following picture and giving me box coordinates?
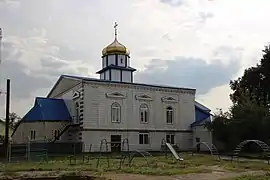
[4,79,10,158]
[0,28,2,95]
[0,27,2,66]
[0,29,11,159]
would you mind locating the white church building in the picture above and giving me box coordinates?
[12,24,212,152]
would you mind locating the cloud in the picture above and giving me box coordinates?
[0,0,20,6]
[197,84,232,112]
[198,12,214,23]
[159,0,185,7]
[40,56,67,69]
[135,46,242,94]
[1,0,270,117]
[0,31,97,99]
[0,60,52,98]
[159,0,186,7]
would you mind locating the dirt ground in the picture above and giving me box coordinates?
[101,165,265,180]
[104,170,265,180]
[0,169,265,180]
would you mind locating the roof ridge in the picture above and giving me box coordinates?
[36,97,64,101]
[61,74,196,91]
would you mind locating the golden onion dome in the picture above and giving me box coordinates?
[102,38,130,56]
[102,22,130,56]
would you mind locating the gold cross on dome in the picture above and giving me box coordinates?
[114,22,118,38]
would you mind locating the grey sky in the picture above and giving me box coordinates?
[0,0,270,117]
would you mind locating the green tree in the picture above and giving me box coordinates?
[230,45,270,107]
[230,97,270,140]
[205,109,231,143]
[7,112,21,128]
[208,44,270,150]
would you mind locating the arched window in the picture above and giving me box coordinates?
[54,130,61,140]
[140,104,149,123]
[166,106,174,124]
[30,130,36,140]
[111,102,121,123]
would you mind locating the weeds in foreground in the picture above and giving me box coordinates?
[0,154,269,176]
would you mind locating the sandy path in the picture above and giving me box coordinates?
[104,170,265,180]
[0,170,265,180]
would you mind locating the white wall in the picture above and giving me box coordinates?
[82,131,193,152]
[107,55,115,65]
[83,82,195,130]
[122,71,132,82]
[100,73,104,80]
[57,83,83,123]
[82,81,195,151]
[192,125,213,151]
[12,121,69,144]
[105,71,109,80]
[103,70,132,83]
[117,55,129,67]
[102,57,106,68]
[127,57,130,67]
[102,55,129,68]
[111,69,121,81]
[61,89,73,116]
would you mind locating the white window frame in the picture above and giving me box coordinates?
[140,104,149,123]
[30,130,36,140]
[166,133,175,145]
[139,132,149,144]
[166,106,174,124]
[111,102,121,123]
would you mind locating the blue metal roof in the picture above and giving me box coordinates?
[96,64,136,74]
[21,97,72,122]
[190,105,211,127]
[20,96,209,127]
[195,101,211,112]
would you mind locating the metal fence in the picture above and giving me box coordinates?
[7,136,82,163]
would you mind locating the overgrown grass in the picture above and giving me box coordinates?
[221,159,270,172]
[0,153,269,176]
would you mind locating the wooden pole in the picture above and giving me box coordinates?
[4,79,10,158]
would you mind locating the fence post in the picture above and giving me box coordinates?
[27,136,31,161]
[8,139,12,163]
[73,143,76,155]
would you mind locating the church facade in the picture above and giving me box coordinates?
[12,24,212,152]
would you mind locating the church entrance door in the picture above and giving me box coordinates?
[111,135,121,152]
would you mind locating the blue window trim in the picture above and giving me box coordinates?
[115,55,118,66]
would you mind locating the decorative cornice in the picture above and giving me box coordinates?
[52,82,82,98]
[96,65,136,74]
[161,96,178,103]
[81,128,192,133]
[72,90,80,100]
[106,92,126,99]
[135,94,153,101]
[85,82,195,95]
